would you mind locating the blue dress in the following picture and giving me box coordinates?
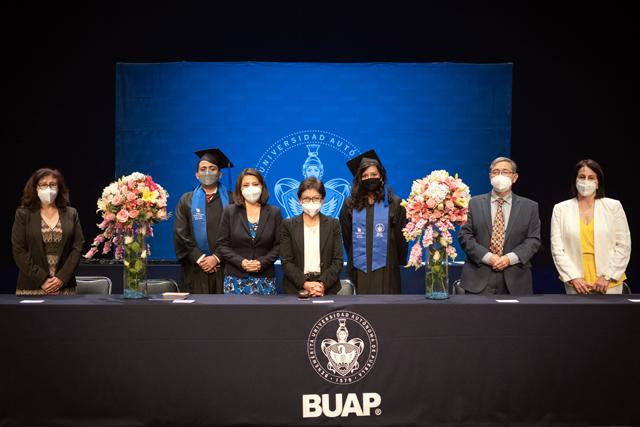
[223,220,276,295]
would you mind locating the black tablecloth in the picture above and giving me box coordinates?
[1,294,638,426]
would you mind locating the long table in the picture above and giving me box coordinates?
[1,294,638,426]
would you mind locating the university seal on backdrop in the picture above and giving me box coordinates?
[307,310,378,385]
[256,130,360,219]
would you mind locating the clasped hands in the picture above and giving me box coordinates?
[303,281,326,297]
[41,276,63,294]
[198,255,219,273]
[241,259,262,273]
[570,276,610,294]
[488,253,510,271]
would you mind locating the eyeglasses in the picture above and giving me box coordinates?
[490,169,514,177]
[300,197,323,204]
[37,183,58,189]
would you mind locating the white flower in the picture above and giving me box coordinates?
[124,236,134,245]
[426,182,449,204]
[122,172,146,183]
[141,250,147,259]
[101,182,119,199]
[427,170,450,183]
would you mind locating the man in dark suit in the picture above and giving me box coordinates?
[458,157,541,294]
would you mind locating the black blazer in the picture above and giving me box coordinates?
[216,204,282,278]
[280,214,344,294]
[11,206,85,291]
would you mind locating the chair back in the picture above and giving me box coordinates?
[76,276,112,295]
[451,279,465,295]
[147,279,179,294]
[337,279,356,295]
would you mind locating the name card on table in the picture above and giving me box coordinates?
[19,300,45,304]
[496,299,520,303]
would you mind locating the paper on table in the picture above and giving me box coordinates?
[312,300,334,304]
[20,300,45,304]
[496,299,520,303]
[628,299,640,303]
[172,299,195,304]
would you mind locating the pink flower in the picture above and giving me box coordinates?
[406,242,424,269]
[128,209,140,219]
[105,212,116,222]
[156,209,167,220]
[112,195,123,206]
[126,192,137,202]
[84,247,99,259]
[102,241,112,255]
[116,209,129,223]
[446,245,458,260]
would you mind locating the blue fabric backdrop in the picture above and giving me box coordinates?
[116,62,512,259]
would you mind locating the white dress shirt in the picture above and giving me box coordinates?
[303,223,321,274]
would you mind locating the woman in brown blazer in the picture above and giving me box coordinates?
[11,168,84,295]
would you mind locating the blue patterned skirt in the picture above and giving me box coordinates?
[223,275,276,295]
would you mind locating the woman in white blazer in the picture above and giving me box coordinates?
[551,159,631,294]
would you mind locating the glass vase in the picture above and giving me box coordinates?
[425,246,449,299]
[123,222,148,299]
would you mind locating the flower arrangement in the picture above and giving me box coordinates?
[84,172,169,260]
[84,172,169,298]
[402,170,470,298]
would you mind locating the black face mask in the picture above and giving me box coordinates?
[362,178,382,192]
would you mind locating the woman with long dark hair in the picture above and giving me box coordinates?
[11,168,84,295]
[339,150,408,294]
[551,159,631,294]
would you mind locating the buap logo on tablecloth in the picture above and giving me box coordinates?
[303,310,382,418]
[307,310,378,384]
[256,130,358,220]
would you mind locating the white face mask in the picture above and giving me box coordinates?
[576,179,597,197]
[490,174,512,193]
[241,186,262,203]
[301,202,322,217]
[38,188,58,205]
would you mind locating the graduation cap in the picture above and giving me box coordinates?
[194,148,234,169]
[346,149,383,177]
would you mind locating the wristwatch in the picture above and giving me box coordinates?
[603,275,613,282]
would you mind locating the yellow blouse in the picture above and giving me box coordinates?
[580,219,625,289]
